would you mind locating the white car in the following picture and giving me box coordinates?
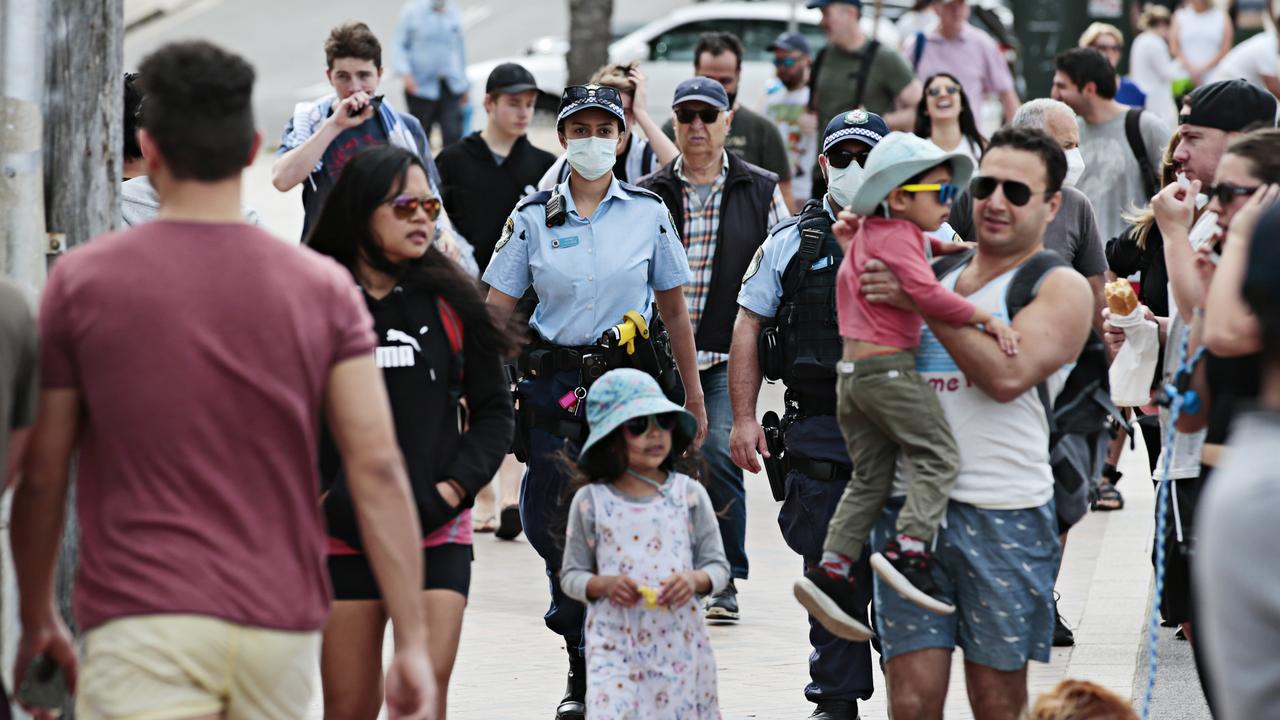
[465,1,903,129]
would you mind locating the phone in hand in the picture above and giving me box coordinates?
[348,94,384,117]
[17,654,70,713]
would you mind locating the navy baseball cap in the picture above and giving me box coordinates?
[1181,79,1278,132]
[806,0,862,8]
[557,84,627,127]
[822,109,889,153]
[768,31,812,55]
[672,77,730,110]
[486,63,538,95]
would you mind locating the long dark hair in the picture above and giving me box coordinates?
[914,72,987,156]
[306,144,520,358]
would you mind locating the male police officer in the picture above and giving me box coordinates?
[483,84,706,720]
[727,110,888,720]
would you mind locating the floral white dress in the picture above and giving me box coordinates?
[579,474,721,719]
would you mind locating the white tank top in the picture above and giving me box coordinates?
[893,263,1069,509]
[1176,5,1227,70]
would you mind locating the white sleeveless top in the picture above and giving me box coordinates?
[893,263,1069,509]
[1176,5,1228,71]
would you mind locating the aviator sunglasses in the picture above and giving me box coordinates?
[388,195,442,221]
[900,183,961,204]
[623,413,679,437]
[675,107,722,125]
[970,176,1051,207]
[1205,182,1260,206]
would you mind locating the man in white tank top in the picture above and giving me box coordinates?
[855,127,1094,718]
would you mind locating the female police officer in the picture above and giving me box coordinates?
[482,84,707,720]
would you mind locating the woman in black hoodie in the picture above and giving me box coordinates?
[308,144,515,720]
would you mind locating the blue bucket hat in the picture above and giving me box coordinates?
[847,131,974,216]
[578,369,696,463]
[822,109,889,154]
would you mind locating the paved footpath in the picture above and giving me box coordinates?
[303,385,1209,719]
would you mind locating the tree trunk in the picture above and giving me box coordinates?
[566,0,614,85]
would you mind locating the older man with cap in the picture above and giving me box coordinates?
[484,81,707,720]
[640,77,789,625]
[762,31,819,209]
[727,109,890,720]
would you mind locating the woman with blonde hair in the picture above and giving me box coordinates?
[1080,21,1148,108]
[1128,4,1185,124]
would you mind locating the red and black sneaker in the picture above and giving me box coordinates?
[871,540,955,615]
[793,568,874,641]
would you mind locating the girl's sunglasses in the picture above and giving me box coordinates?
[1206,182,1259,206]
[970,176,1050,207]
[674,108,722,125]
[927,84,961,98]
[900,183,961,204]
[389,195,442,221]
[623,413,678,437]
[825,147,872,169]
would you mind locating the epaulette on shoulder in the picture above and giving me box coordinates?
[767,214,801,237]
[619,181,663,202]
[516,190,553,210]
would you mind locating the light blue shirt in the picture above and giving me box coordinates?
[394,0,469,100]
[483,177,691,347]
[737,196,959,319]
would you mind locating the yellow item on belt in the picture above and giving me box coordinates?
[604,310,649,355]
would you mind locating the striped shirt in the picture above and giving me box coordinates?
[676,151,788,368]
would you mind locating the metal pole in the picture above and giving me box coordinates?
[1,0,49,298]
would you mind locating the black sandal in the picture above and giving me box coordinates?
[1092,482,1125,511]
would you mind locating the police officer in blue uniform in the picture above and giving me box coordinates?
[726,110,889,720]
[483,84,708,720]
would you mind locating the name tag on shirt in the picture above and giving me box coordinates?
[810,256,834,272]
[551,235,580,249]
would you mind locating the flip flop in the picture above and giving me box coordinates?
[495,504,523,540]
[473,515,498,533]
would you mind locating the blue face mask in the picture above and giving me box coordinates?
[566,137,618,181]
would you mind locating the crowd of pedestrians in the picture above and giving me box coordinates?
[5,1,1280,719]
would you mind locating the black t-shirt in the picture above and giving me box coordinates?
[1205,351,1262,445]
[300,118,388,240]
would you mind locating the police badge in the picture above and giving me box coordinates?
[495,216,515,252]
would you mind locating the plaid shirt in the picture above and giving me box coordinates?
[676,151,789,368]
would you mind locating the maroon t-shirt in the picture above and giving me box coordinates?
[39,221,375,632]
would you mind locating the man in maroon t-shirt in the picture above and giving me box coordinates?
[11,41,436,720]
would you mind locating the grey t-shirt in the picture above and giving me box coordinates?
[1076,109,1171,243]
[0,277,38,476]
[1195,411,1280,719]
[560,472,730,603]
[948,186,1108,277]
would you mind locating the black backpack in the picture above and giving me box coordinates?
[933,250,1127,528]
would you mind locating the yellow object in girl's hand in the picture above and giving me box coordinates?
[638,586,660,609]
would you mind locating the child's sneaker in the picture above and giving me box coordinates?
[870,539,956,615]
[793,568,874,641]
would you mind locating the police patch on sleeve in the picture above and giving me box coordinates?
[494,216,515,253]
[742,246,764,284]
[665,210,682,244]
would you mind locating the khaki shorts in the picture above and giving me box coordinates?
[77,614,320,720]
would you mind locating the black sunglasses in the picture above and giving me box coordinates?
[562,84,623,106]
[970,176,1051,206]
[825,147,872,169]
[674,107,722,125]
[1206,182,1260,206]
[623,413,678,437]
[927,84,961,98]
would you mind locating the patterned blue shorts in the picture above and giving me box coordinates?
[870,498,1060,671]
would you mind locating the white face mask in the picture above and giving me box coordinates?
[1063,147,1086,188]
[825,160,867,209]
[565,137,618,181]
[1176,172,1210,210]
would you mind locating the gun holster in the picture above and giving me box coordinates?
[761,411,787,502]
[507,364,532,463]
[758,325,784,381]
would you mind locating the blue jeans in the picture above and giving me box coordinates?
[518,371,586,649]
[700,363,748,580]
[777,422,876,703]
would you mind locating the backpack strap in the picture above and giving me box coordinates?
[1004,251,1070,429]
[807,47,827,113]
[1124,108,1158,200]
[912,31,927,73]
[435,297,465,403]
[930,246,977,281]
[852,40,881,111]
[781,206,831,298]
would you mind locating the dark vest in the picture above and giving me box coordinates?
[779,200,844,404]
[640,152,778,354]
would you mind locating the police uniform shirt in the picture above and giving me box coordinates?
[483,176,692,347]
[738,196,959,319]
